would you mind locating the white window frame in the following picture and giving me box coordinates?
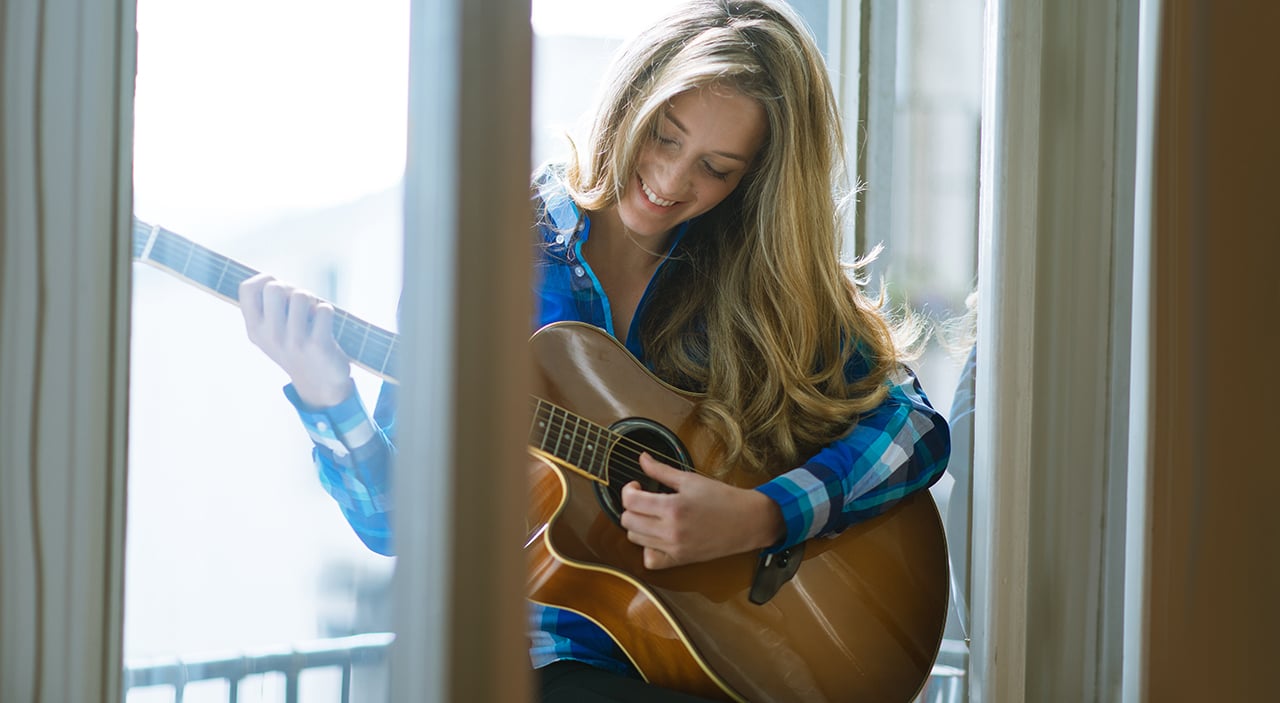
[829,0,898,257]
[0,0,134,698]
[393,0,533,700]
[828,0,1144,701]
[971,0,1141,700]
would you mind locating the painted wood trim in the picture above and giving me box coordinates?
[853,0,898,260]
[973,0,1139,700]
[1122,1,1163,699]
[0,0,134,700]
[971,1,1042,698]
[393,0,533,700]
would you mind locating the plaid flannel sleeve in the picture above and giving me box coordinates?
[284,381,398,556]
[754,366,951,553]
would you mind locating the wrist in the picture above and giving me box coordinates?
[293,376,355,409]
[751,489,786,551]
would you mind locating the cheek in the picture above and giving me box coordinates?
[699,178,742,212]
[634,144,662,173]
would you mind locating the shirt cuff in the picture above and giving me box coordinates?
[283,383,378,458]
[753,462,842,554]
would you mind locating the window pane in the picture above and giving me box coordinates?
[125,1,408,701]
[888,0,984,700]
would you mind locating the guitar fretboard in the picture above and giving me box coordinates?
[131,217,401,383]
[529,397,613,483]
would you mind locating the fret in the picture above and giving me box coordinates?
[354,322,371,364]
[566,413,583,469]
[362,329,391,371]
[334,315,350,358]
[557,410,572,464]
[188,249,222,291]
[579,425,591,475]
[584,422,603,479]
[179,239,196,277]
[537,401,552,451]
[531,403,544,447]
[212,258,230,298]
[379,337,395,376]
[139,222,160,261]
[551,406,567,459]
[335,321,352,354]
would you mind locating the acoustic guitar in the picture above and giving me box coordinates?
[132,217,950,703]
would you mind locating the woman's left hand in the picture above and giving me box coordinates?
[619,452,785,570]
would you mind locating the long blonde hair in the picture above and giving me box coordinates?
[567,0,904,476]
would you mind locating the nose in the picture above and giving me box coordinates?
[650,156,696,200]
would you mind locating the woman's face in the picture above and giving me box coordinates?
[618,85,767,240]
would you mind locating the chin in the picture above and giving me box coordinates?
[621,183,679,237]
[619,208,670,240]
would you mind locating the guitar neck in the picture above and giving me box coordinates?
[130,217,402,383]
[132,219,618,481]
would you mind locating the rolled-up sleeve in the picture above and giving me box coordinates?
[754,366,951,552]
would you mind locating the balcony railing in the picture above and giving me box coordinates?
[123,632,392,703]
[125,632,966,702]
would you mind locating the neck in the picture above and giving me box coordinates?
[590,206,670,273]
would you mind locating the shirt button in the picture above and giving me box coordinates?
[554,234,565,245]
[316,421,329,433]
[573,266,585,277]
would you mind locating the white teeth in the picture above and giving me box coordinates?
[641,180,676,207]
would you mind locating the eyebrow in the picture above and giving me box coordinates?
[664,113,752,163]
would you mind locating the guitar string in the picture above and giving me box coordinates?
[531,401,692,473]
[156,237,255,299]
[532,432,675,486]
[531,411,665,485]
[530,402,707,484]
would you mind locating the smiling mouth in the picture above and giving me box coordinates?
[640,178,677,208]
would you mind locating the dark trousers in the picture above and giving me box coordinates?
[538,661,722,703]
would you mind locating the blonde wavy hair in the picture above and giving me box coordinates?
[566,0,908,477]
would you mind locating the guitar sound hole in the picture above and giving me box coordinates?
[594,418,692,525]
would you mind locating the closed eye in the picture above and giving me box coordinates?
[704,161,729,180]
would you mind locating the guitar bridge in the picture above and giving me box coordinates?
[748,543,805,605]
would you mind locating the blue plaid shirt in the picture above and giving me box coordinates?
[285,169,951,677]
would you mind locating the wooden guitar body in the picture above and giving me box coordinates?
[525,322,949,703]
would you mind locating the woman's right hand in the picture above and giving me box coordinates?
[239,273,354,408]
